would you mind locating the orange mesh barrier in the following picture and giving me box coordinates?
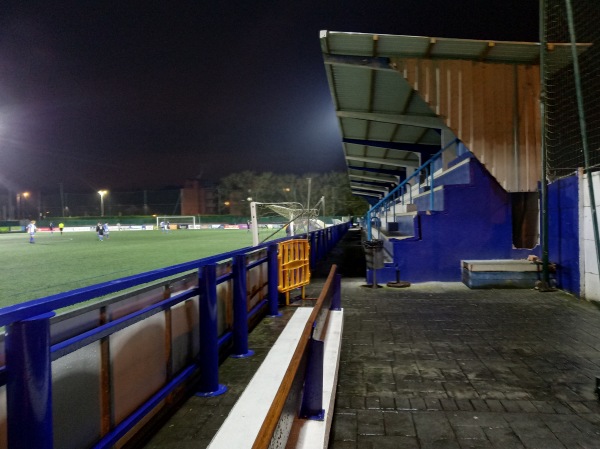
[278,239,311,305]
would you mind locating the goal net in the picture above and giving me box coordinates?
[249,200,325,246]
[156,216,197,230]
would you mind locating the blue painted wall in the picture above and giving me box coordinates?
[547,174,580,296]
[373,156,538,283]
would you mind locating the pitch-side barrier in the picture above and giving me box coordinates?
[207,265,343,449]
[0,222,351,449]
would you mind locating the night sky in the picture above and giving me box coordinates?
[0,1,539,193]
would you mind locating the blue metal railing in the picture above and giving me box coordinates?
[0,222,350,449]
[366,139,460,240]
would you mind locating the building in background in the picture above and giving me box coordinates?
[181,180,219,215]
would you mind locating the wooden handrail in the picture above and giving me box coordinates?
[252,264,338,449]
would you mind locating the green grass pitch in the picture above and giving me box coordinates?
[0,228,287,308]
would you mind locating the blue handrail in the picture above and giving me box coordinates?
[366,138,459,240]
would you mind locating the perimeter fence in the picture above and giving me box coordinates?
[0,189,182,220]
[543,0,600,179]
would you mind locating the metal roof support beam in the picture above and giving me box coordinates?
[337,110,444,129]
[350,180,394,190]
[351,190,383,198]
[343,138,439,156]
[349,173,399,183]
[350,184,389,194]
[345,155,420,168]
[347,165,405,177]
[323,54,395,71]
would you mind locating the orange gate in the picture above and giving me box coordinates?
[278,239,311,305]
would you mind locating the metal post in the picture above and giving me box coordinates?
[299,335,325,421]
[6,312,55,449]
[196,264,227,396]
[309,232,317,269]
[331,273,342,311]
[371,268,378,289]
[429,165,435,211]
[539,0,550,287]
[267,243,281,317]
[231,255,254,358]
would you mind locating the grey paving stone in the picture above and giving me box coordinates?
[395,397,413,410]
[365,396,380,409]
[379,395,396,409]
[484,427,526,449]
[501,399,523,413]
[516,400,539,413]
[349,395,365,409]
[485,399,506,413]
[441,398,459,411]
[328,440,357,449]
[419,439,461,449]
[471,399,491,412]
[331,411,358,441]
[447,411,509,428]
[445,382,481,400]
[509,419,566,449]
[456,399,475,411]
[409,397,427,410]
[453,424,487,440]
[357,434,419,449]
[457,440,495,449]
[382,410,416,436]
[413,411,455,441]
[530,400,557,414]
[425,398,443,410]
[356,409,386,435]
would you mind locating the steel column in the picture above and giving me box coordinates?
[196,264,227,396]
[6,312,55,449]
[267,243,281,317]
[299,335,325,421]
[231,255,254,358]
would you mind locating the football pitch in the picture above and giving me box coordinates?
[0,228,286,308]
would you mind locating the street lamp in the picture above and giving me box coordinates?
[98,190,108,217]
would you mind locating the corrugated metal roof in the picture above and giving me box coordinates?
[320,30,591,202]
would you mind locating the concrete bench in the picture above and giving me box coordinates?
[462,259,555,289]
[207,266,343,449]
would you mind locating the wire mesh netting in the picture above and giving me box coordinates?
[544,0,600,179]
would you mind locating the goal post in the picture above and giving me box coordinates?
[249,201,325,246]
[156,216,196,230]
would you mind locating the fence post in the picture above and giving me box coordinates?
[429,165,435,210]
[267,243,281,317]
[231,255,254,358]
[6,312,55,449]
[309,232,317,269]
[331,273,342,311]
[299,331,325,421]
[196,264,227,397]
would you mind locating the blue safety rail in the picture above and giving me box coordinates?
[0,222,350,449]
[366,139,459,240]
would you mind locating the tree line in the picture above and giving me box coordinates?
[218,171,369,216]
